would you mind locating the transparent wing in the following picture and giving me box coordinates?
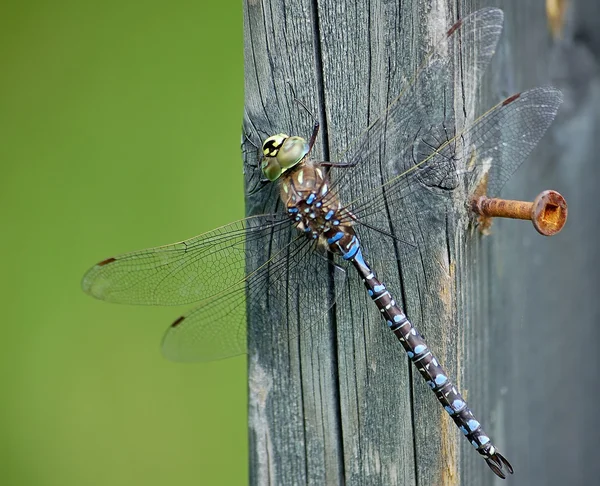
[329,7,504,201]
[344,87,563,224]
[162,233,347,362]
[81,214,293,306]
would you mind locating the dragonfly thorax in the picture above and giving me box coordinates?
[261,134,310,181]
[281,163,349,246]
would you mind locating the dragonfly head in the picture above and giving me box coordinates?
[261,133,310,181]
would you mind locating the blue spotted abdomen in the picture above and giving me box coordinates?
[330,232,512,477]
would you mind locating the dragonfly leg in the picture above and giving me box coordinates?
[285,81,320,153]
[307,119,320,153]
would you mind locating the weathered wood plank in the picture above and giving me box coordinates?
[243,2,343,484]
[479,1,600,485]
[317,4,467,485]
[243,0,598,484]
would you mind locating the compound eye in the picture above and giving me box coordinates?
[278,136,309,169]
[261,157,282,181]
[262,133,289,157]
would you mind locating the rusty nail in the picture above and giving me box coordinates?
[471,189,568,236]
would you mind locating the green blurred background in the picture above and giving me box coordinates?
[0,2,246,485]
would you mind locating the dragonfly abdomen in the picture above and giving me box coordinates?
[337,235,514,479]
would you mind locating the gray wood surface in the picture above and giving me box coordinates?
[243,0,599,484]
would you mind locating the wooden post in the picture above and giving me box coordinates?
[243,1,598,484]
[479,1,600,485]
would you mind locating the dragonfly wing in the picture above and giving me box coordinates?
[329,8,504,201]
[162,236,347,362]
[81,214,293,306]
[347,87,564,224]
[461,87,564,196]
[161,284,249,361]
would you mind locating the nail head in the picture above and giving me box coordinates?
[531,190,568,236]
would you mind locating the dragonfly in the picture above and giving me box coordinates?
[82,7,562,479]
